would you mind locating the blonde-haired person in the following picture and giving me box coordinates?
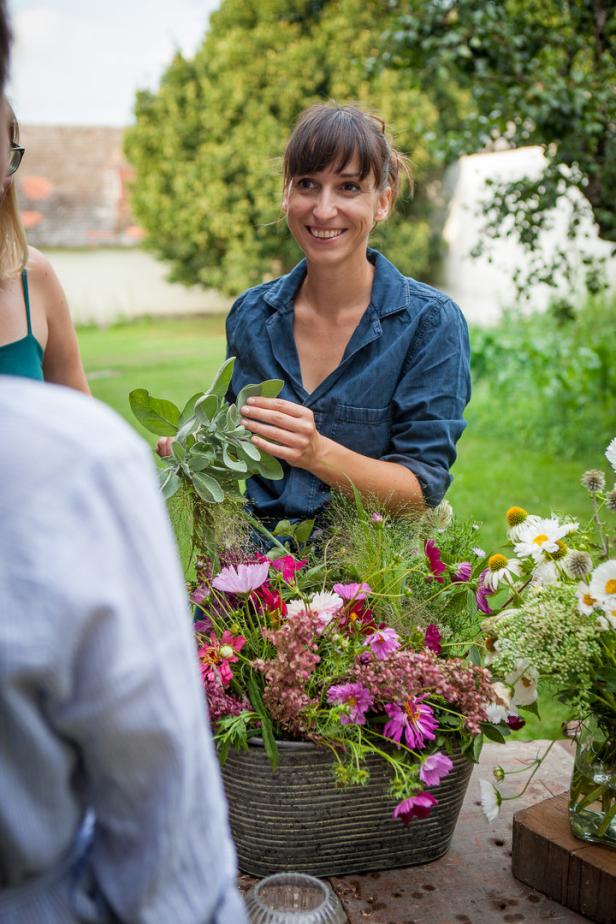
[0,101,89,391]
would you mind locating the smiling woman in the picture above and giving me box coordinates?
[161,103,471,524]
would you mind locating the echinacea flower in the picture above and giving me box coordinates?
[562,550,593,579]
[384,698,438,750]
[589,560,616,608]
[577,582,598,615]
[419,752,453,787]
[606,488,616,512]
[483,554,523,591]
[198,630,246,686]
[606,437,616,474]
[423,623,442,654]
[271,555,307,583]
[514,517,577,563]
[212,561,270,594]
[332,582,372,601]
[327,682,373,725]
[425,539,446,583]
[452,561,472,582]
[365,627,401,660]
[479,779,501,822]
[392,792,438,824]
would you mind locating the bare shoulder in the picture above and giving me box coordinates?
[26,246,57,282]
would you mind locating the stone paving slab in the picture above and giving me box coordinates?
[329,741,589,924]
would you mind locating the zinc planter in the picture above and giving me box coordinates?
[221,738,473,877]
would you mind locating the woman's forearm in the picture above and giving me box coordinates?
[305,434,425,514]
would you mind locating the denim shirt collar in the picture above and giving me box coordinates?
[262,249,411,406]
[262,248,411,318]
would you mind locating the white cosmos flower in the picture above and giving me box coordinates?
[486,682,513,723]
[606,437,616,474]
[589,560,616,608]
[285,599,309,619]
[577,582,598,616]
[309,591,343,630]
[479,779,501,822]
[514,517,576,562]
[506,661,539,706]
[531,560,559,587]
[484,555,523,591]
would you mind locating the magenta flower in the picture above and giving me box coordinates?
[212,561,270,594]
[452,561,472,583]
[425,539,446,583]
[371,512,384,523]
[475,568,494,615]
[419,751,454,787]
[190,584,210,605]
[384,697,438,749]
[424,623,442,654]
[332,582,372,601]
[365,627,401,660]
[198,630,246,686]
[327,682,373,725]
[271,555,307,583]
[392,792,438,825]
[506,714,526,731]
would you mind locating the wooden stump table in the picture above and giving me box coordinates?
[512,792,616,924]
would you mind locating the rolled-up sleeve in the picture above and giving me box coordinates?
[381,298,471,506]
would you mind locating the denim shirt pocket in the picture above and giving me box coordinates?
[330,403,393,459]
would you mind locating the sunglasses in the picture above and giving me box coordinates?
[7,143,25,177]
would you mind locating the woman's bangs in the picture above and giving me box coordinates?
[287,115,378,183]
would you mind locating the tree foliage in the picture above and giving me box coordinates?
[385,0,616,297]
[124,0,442,295]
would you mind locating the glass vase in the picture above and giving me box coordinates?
[569,715,616,849]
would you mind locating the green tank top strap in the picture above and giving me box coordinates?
[21,268,33,335]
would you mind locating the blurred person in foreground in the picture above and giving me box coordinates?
[0,5,246,921]
[0,100,89,390]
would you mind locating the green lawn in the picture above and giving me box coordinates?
[78,313,597,553]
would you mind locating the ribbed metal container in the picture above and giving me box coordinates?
[221,738,473,877]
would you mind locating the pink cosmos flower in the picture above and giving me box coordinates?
[271,555,307,583]
[452,561,472,583]
[198,630,246,686]
[212,561,270,594]
[392,792,438,824]
[419,752,454,787]
[384,697,438,749]
[194,617,213,634]
[425,539,446,583]
[424,624,442,654]
[365,627,401,660]
[327,682,373,725]
[333,582,372,601]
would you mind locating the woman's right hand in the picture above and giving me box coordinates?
[156,436,175,457]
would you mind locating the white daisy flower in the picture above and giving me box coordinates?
[606,437,616,474]
[479,779,501,822]
[597,611,616,632]
[472,546,486,558]
[514,517,576,562]
[577,582,598,616]
[484,554,523,591]
[589,560,616,608]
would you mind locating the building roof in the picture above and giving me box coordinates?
[16,125,143,248]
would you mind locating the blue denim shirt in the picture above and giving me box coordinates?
[226,249,470,521]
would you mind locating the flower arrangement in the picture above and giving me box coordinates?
[475,437,616,839]
[188,490,504,826]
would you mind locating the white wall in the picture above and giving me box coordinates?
[438,147,616,326]
[43,248,231,325]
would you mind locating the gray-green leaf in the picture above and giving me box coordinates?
[129,389,180,436]
[192,472,225,503]
[207,357,236,399]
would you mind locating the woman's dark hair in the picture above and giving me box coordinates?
[283,103,412,208]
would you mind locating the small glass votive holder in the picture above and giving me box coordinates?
[245,872,347,923]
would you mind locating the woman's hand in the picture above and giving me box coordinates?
[240,396,323,470]
[156,436,174,457]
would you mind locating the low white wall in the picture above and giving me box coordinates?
[42,248,231,325]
